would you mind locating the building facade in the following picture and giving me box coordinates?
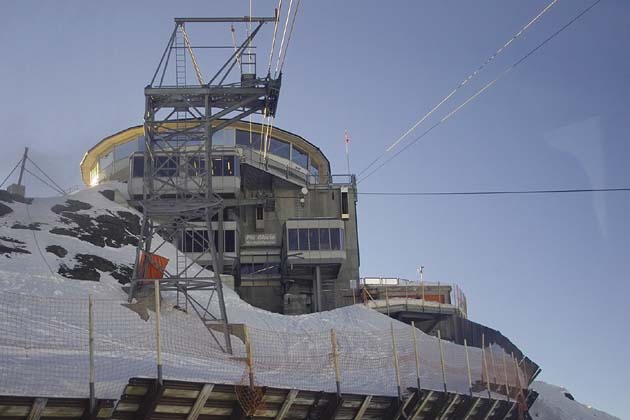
[80,120,359,314]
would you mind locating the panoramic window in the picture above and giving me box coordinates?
[269,137,291,159]
[330,228,341,250]
[291,145,308,168]
[319,228,330,250]
[309,228,320,250]
[236,129,262,151]
[213,128,235,147]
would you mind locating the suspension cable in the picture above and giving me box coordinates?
[24,168,65,195]
[267,0,283,75]
[26,157,66,194]
[357,0,560,177]
[0,159,21,189]
[277,0,301,74]
[274,0,294,77]
[359,0,602,184]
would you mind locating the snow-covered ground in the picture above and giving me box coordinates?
[3,184,618,420]
[530,382,621,420]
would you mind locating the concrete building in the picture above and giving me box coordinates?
[80,120,359,314]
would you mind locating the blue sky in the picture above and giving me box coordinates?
[1,0,629,417]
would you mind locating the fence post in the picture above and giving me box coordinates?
[464,338,472,396]
[88,295,95,414]
[437,329,447,393]
[512,353,523,398]
[488,341,497,390]
[390,323,402,401]
[481,333,491,399]
[154,279,163,386]
[385,283,390,316]
[244,325,255,388]
[411,321,421,391]
[330,329,341,396]
[502,351,510,402]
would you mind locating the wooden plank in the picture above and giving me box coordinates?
[482,400,500,420]
[26,398,47,420]
[462,398,482,420]
[438,395,460,420]
[353,395,372,420]
[186,384,214,420]
[500,402,517,420]
[275,389,298,420]
[410,391,433,420]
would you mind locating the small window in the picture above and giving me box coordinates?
[211,157,223,176]
[288,229,298,251]
[224,230,236,253]
[309,228,320,250]
[291,146,309,168]
[330,228,341,250]
[319,228,330,250]
[341,187,350,219]
[132,156,144,178]
[269,137,290,159]
[187,156,205,177]
[298,228,309,251]
[223,156,235,176]
[256,206,264,221]
[155,156,177,177]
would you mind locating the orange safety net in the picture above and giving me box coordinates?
[138,252,169,280]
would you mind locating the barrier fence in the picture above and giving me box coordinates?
[0,289,530,403]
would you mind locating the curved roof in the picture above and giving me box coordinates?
[80,120,331,186]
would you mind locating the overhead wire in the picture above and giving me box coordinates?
[23,168,65,195]
[357,0,560,177]
[26,157,67,194]
[274,0,294,77]
[358,0,603,184]
[0,159,22,189]
[277,0,301,74]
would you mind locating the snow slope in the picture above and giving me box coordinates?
[7,182,608,420]
[530,382,621,420]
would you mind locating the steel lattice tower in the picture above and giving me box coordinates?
[129,15,281,353]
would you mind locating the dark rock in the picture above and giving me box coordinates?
[0,236,24,244]
[0,244,31,256]
[51,209,139,248]
[51,199,92,215]
[45,245,68,258]
[56,253,132,285]
[11,222,42,231]
[111,265,133,285]
[99,190,116,202]
[0,190,32,204]
[0,203,11,217]
[58,263,100,281]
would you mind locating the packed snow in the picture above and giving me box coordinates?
[8,183,607,420]
[529,382,621,420]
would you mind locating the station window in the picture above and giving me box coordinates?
[319,228,330,250]
[187,156,205,177]
[298,228,309,251]
[224,230,236,253]
[269,137,291,159]
[256,206,264,221]
[223,156,235,176]
[287,227,345,251]
[211,157,223,176]
[213,128,235,147]
[132,156,144,178]
[291,146,309,169]
[99,151,113,171]
[288,229,298,251]
[236,130,262,151]
[155,156,178,177]
[309,228,320,250]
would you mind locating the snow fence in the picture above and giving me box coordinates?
[0,291,530,401]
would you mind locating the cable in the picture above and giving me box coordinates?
[26,157,67,194]
[359,0,602,184]
[267,0,283,75]
[274,0,294,77]
[268,187,630,199]
[277,0,301,74]
[356,187,630,196]
[23,168,65,195]
[0,159,22,189]
[357,0,559,177]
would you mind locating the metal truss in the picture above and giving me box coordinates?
[129,14,281,354]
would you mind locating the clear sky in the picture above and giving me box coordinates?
[1,0,628,417]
